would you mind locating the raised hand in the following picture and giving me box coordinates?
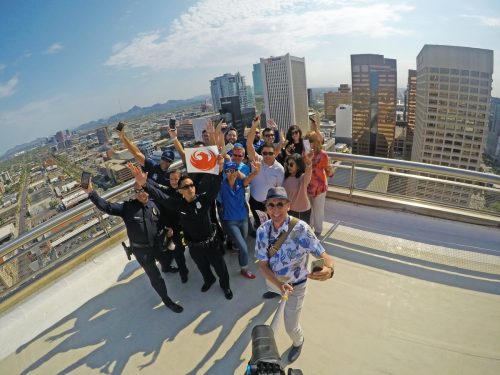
[127,162,148,187]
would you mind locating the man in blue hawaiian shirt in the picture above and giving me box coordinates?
[255,187,335,363]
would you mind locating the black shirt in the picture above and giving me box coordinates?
[89,191,164,247]
[145,173,222,242]
[143,157,170,188]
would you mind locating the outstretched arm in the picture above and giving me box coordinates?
[84,177,125,216]
[246,116,260,161]
[169,128,186,163]
[118,128,146,166]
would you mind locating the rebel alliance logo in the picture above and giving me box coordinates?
[190,149,218,171]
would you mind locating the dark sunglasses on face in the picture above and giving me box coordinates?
[287,162,295,167]
[178,183,195,190]
[291,130,300,135]
[134,188,145,193]
[232,154,244,158]
[266,202,285,209]
[225,169,237,174]
[262,151,274,156]
[264,133,274,137]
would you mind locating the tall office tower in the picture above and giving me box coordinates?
[96,127,110,145]
[210,73,249,112]
[246,85,256,108]
[220,96,243,139]
[307,88,313,107]
[252,63,263,96]
[335,104,352,145]
[412,45,493,170]
[403,69,417,159]
[324,84,352,121]
[486,97,500,161]
[260,53,308,133]
[351,54,397,157]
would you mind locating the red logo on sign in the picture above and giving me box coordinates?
[190,150,217,171]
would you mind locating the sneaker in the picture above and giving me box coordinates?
[201,279,215,292]
[223,288,233,300]
[262,291,280,299]
[240,269,256,280]
[165,301,184,313]
[287,340,304,363]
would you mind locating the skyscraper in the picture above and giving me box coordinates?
[324,84,352,121]
[486,97,500,161]
[96,127,110,145]
[210,73,249,112]
[252,63,263,96]
[351,54,397,157]
[411,45,493,171]
[260,53,308,133]
[403,69,416,159]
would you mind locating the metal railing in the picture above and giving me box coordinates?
[327,152,500,219]
[1,156,500,301]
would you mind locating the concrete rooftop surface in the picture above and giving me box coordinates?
[0,199,499,375]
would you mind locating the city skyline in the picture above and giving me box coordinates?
[1,0,500,155]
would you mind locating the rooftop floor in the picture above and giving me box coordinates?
[1,199,500,374]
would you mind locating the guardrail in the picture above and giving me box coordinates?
[1,156,499,301]
[327,152,500,220]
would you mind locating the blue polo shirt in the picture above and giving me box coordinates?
[219,178,247,221]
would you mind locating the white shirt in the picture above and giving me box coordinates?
[249,154,284,202]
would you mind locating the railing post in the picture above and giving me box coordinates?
[349,162,356,198]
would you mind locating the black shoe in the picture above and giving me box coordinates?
[201,279,215,292]
[287,340,303,363]
[223,288,233,300]
[162,265,179,273]
[262,291,280,299]
[165,301,183,313]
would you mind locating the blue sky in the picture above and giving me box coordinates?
[0,0,499,156]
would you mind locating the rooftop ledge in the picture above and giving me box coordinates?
[1,197,499,375]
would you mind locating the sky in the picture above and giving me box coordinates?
[0,0,499,156]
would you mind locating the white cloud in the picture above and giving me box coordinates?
[105,0,414,70]
[0,76,18,98]
[460,14,500,27]
[45,43,64,54]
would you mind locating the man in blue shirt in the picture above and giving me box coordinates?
[255,187,335,362]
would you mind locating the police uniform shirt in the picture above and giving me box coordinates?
[88,191,163,246]
[145,173,223,242]
[143,157,170,188]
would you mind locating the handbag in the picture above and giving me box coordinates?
[267,216,299,258]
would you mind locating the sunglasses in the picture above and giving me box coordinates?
[232,154,244,158]
[264,133,274,137]
[291,130,300,135]
[266,202,286,209]
[287,162,295,167]
[134,188,145,193]
[262,151,274,156]
[225,169,237,174]
[178,183,195,190]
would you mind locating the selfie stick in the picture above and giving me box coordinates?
[270,293,288,331]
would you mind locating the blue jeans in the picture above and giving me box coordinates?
[223,218,249,267]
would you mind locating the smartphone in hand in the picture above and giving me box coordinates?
[81,171,91,189]
[116,122,125,131]
[309,258,325,273]
[223,143,235,154]
[303,139,311,154]
[169,118,176,129]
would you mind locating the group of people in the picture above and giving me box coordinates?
[84,117,335,363]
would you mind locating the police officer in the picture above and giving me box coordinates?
[128,161,234,300]
[118,124,179,273]
[83,177,183,313]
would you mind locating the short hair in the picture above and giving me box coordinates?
[262,127,274,136]
[284,153,306,179]
[178,174,193,188]
[261,142,276,151]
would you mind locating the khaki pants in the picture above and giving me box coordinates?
[267,279,307,346]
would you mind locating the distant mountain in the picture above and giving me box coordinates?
[76,95,210,132]
[0,95,210,160]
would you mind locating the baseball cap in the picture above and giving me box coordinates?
[161,150,175,162]
[224,161,239,171]
[266,187,289,201]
